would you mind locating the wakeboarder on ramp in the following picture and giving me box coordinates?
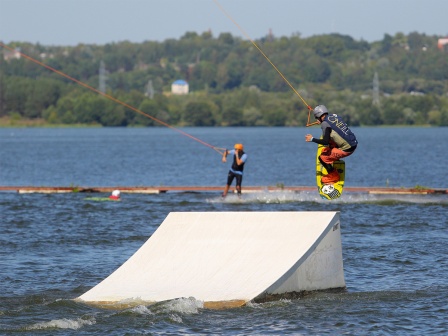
[76,211,345,309]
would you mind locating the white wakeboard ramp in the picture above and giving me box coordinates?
[76,211,345,309]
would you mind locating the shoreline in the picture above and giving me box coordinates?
[0,117,437,128]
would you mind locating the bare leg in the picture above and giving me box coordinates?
[222,185,230,197]
[236,186,241,198]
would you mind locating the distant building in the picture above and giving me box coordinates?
[171,80,189,95]
[437,38,448,51]
[3,48,21,61]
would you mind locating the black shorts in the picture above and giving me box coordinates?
[227,171,243,187]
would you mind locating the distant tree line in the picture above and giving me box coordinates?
[0,31,447,126]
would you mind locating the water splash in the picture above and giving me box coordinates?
[206,191,448,205]
[25,317,95,331]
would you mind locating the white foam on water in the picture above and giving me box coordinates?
[26,317,95,330]
[333,193,448,204]
[160,297,204,315]
[128,304,153,315]
[155,297,204,324]
[206,190,447,204]
[206,190,322,204]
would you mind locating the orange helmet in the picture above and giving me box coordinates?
[234,143,244,150]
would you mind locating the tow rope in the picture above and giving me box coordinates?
[212,0,317,126]
[0,42,226,155]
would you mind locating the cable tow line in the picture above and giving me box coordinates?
[0,42,227,155]
[212,0,318,127]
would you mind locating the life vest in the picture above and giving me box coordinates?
[231,151,246,172]
[323,114,358,148]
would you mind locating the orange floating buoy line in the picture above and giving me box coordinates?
[212,0,318,127]
[0,42,226,156]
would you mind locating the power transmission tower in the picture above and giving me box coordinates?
[0,49,5,116]
[145,80,154,99]
[99,60,108,93]
[373,71,380,106]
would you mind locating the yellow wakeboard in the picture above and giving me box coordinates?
[316,143,345,200]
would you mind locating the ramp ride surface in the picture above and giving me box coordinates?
[77,212,344,309]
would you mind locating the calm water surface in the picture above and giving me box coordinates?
[0,127,447,335]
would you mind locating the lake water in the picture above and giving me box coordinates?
[1,127,447,335]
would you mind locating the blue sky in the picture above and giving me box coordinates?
[1,0,447,46]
